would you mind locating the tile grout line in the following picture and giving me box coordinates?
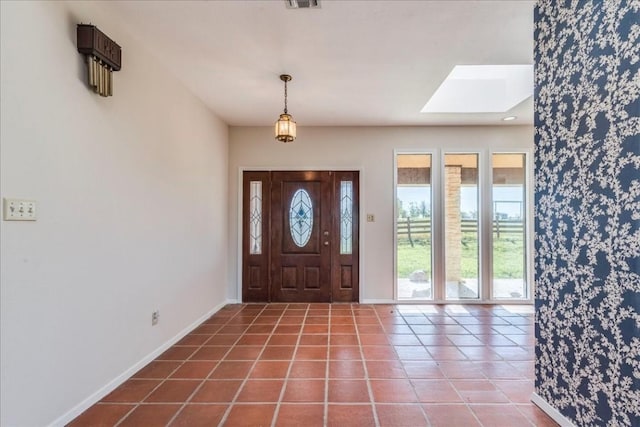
[162,303,257,427]
[442,307,487,427]
[112,353,185,426]
[354,304,381,427]
[111,306,242,427]
[450,307,531,427]
[470,312,536,427]
[373,306,433,427]
[326,304,368,423]
[215,304,288,427]
[178,310,251,414]
[323,305,333,427]
[110,405,137,427]
[270,303,310,427]
[448,309,485,427]
[114,313,237,427]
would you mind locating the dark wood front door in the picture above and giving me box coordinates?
[242,170,359,303]
[271,171,331,302]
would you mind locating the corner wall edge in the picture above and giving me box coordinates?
[531,392,576,427]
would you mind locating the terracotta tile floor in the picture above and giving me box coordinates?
[69,303,558,427]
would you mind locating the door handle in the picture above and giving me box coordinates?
[324,241,329,246]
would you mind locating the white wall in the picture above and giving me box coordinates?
[229,125,533,302]
[0,2,229,425]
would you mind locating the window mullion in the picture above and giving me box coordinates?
[433,150,445,301]
[481,150,493,302]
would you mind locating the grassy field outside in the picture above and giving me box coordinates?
[397,232,524,279]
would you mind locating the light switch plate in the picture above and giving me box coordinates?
[367,214,375,222]
[3,198,37,221]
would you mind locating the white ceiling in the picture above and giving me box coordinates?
[104,0,535,127]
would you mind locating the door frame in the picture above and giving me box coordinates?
[237,166,365,303]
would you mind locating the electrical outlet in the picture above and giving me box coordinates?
[152,310,159,326]
[3,198,37,221]
[366,214,375,222]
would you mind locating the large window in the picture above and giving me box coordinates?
[444,154,479,300]
[394,150,530,302]
[492,153,527,299]
[396,154,432,299]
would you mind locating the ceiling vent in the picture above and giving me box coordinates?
[285,0,320,9]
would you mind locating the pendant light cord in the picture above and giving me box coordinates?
[283,79,288,114]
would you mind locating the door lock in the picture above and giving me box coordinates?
[323,231,329,236]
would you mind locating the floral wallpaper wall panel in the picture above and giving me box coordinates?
[534,1,640,426]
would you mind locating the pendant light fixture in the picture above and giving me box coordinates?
[275,74,297,143]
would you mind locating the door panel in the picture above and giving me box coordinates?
[271,171,331,302]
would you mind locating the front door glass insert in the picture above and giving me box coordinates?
[289,189,313,247]
[340,181,353,254]
[249,181,262,254]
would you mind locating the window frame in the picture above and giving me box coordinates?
[393,150,437,301]
[393,148,534,304]
[442,150,483,302]
[488,150,534,301]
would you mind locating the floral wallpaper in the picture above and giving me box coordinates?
[534,1,640,426]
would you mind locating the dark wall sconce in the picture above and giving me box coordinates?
[77,24,121,97]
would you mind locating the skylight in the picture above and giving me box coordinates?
[421,65,533,113]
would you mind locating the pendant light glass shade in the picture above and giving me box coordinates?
[275,113,297,143]
[275,74,296,143]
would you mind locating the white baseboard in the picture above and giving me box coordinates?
[361,299,398,304]
[49,299,234,427]
[531,392,576,427]
[362,299,534,305]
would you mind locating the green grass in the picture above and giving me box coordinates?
[397,233,524,279]
[491,234,525,278]
[397,238,431,278]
